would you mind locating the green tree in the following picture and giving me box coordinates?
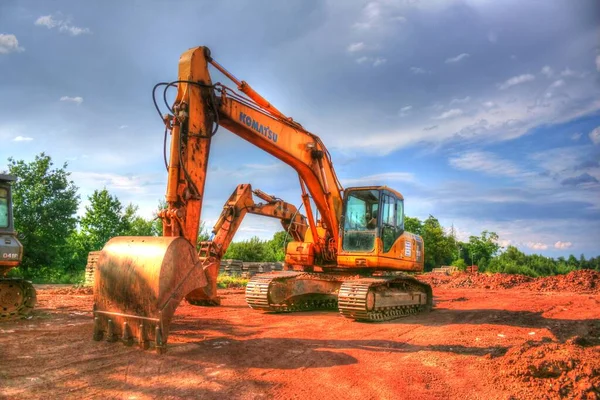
[122,204,157,236]
[224,236,268,261]
[404,216,423,236]
[266,231,293,261]
[80,189,127,251]
[465,230,500,269]
[7,153,79,276]
[421,215,455,270]
[451,258,467,271]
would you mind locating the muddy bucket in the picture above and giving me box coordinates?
[92,236,207,353]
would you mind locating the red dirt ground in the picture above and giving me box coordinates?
[1,271,599,400]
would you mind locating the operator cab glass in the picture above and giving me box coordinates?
[0,188,8,228]
[342,188,404,253]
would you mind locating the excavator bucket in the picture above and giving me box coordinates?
[92,236,208,353]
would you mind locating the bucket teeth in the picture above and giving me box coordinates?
[93,317,103,341]
[122,322,133,346]
[106,319,118,343]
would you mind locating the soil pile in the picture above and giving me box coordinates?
[526,270,599,294]
[494,338,600,399]
[419,269,600,294]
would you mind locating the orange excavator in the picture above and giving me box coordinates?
[93,46,431,352]
[189,183,307,306]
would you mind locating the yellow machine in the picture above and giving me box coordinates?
[0,174,36,320]
[93,46,432,352]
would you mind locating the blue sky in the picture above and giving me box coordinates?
[1,0,599,257]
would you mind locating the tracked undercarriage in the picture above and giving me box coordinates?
[245,271,432,321]
[0,278,36,320]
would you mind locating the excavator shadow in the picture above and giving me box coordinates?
[167,337,508,370]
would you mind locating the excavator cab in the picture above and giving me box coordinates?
[342,186,404,252]
[338,186,423,271]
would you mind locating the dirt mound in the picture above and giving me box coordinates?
[525,270,599,294]
[418,272,533,290]
[448,273,533,290]
[494,338,600,399]
[419,269,600,294]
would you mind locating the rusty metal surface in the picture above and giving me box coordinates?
[93,236,208,352]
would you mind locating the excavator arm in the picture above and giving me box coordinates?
[200,183,307,260]
[185,183,307,305]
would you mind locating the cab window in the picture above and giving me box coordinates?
[0,188,8,228]
[380,193,404,253]
[342,190,379,252]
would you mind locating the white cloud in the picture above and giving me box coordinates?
[118,125,128,130]
[356,56,387,67]
[410,66,429,74]
[35,14,91,36]
[450,96,470,105]
[559,67,585,78]
[434,108,463,120]
[554,241,572,249]
[352,2,406,30]
[549,79,564,89]
[341,172,415,186]
[373,57,387,67]
[71,172,160,194]
[60,25,90,36]
[498,74,535,90]
[541,66,553,78]
[347,42,365,53]
[445,53,470,64]
[526,242,548,251]
[60,96,83,105]
[35,15,60,28]
[590,126,600,145]
[482,101,496,108]
[571,132,582,141]
[399,105,412,117]
[13,136,33,142]
[353,22,371,30]
[449,151,528,179]
[0,34,24,54]
[596,55,600,72]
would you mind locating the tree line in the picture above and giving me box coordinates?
[4,152,599,283]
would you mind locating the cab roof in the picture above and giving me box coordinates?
[0,174,16,183]
[344,185,404,200]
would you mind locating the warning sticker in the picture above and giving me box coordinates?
[405,240,411,257]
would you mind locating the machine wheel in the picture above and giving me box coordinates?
[0,279,37,320]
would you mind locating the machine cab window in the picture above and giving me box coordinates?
[0,188,8,228]
[342,188,405,253]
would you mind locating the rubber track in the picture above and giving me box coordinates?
[245,271,347,312]
[338,276,432,322]
[0,278,36,320]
